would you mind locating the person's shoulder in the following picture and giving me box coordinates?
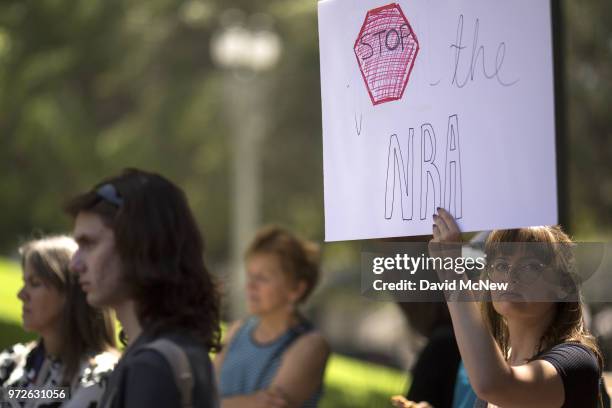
[91,349,120,369]
[0,342,36,369]
[286,316,328,350]
[542,341,599,365]
[77,349,120,387]
[287,330,330,359]
[538,342,602,406]
[0,342,37,386]
[276,330,330,382]
[134,331,211,370]
[131,333,216,393]
[224,319,246,345]
[0,342,36,360]
[131,346,173,369]
[112,339,183,406]
[125,342,178,388]
[539,341,600,382]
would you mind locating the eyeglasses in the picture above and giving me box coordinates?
[487,258,547,284]
[96,184,123,207]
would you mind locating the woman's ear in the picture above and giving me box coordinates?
[290,280,308,304]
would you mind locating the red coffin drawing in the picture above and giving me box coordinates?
[354,3,420,105]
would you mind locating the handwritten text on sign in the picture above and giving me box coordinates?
[319,0,558,241]
[354,4,419,105]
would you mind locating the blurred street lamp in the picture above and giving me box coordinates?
[211,24,281,72]
[211,11,282,318]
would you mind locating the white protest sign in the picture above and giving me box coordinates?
[318,0,558,241]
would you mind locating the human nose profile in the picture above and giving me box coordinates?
[70,250,85,275]
[17,286,28,302]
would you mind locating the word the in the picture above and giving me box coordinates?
[450,14,518,88]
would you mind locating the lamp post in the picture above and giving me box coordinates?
[211,11,282,318]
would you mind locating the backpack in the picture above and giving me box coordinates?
[99,338,194,408]
[143,339,194,408]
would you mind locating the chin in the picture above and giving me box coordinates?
[22,321,41,334]
[250,305,278,317]
[493,300,552,320]
[247,304,263,315]
[493,299,526,315]
[86,293,106,308]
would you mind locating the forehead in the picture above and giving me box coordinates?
[73,212,113,240]
[495,251,539,259]
[489,243,551,261]
[22,256,52,284]
[247,253,282,272]
[22,260,38,278]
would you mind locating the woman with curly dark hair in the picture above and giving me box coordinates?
[65,168,221,408]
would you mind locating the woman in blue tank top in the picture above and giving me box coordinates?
[214,226,330,408]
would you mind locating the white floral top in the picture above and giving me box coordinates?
[0,342,118,408]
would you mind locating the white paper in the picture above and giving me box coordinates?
[318,0,557,241]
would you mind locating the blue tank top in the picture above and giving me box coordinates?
[219,316,322,407]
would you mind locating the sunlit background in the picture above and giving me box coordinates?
[0,1,610,406]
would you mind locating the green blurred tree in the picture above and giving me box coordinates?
[0,0,609,265]
[564,0,612,237]
[0,0,325,262]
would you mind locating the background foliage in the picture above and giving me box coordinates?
[0,1,610,406]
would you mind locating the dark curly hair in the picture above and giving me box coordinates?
[65,168,221,352]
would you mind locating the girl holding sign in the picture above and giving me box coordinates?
[428,208,607,408]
